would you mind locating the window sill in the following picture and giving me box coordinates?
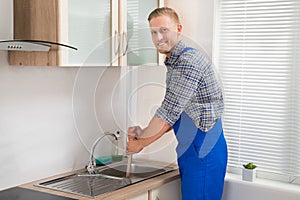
[223,173,300,200]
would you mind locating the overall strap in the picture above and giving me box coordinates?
[180,47,195,55]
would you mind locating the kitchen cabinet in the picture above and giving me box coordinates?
[127,192,148,200]
[127,179,181,200]
[67,0,165,67]
[9,0,164,66]
[64,0,112,66]
[120,0,164,66]
[150,179,181,200]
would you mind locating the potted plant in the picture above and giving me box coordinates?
[242,162,257,182]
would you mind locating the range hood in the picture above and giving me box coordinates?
[0,39,78,52]
[0,0,78,53]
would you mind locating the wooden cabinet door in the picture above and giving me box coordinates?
[9,0,60,66]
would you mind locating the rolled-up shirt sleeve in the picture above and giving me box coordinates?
[155,54,207,126]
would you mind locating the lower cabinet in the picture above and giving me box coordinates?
[127,192,148,200]
[150,179,181,200]
[126,179,181,200]
[127,179,181,200]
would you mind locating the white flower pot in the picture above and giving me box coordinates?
[242,168,256,182]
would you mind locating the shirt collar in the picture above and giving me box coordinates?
[164,40,187,67]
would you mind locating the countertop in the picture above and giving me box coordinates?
[18,162,180,200]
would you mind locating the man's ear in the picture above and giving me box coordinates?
[177,24,183,33]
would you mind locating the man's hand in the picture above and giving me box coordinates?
[127,126,143,139]
[127,138,145,154]
[127,126,145,154]
[126,116,171,154]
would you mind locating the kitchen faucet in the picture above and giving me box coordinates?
[86,131,119,174]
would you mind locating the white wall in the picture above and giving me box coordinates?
[167,0,214,58]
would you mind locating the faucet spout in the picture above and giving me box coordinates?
[87,132,118,174]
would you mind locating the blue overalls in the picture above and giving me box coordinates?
[173,112,227,200]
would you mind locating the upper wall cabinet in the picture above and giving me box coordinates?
[120,0,164,66]
[8,0,164,67]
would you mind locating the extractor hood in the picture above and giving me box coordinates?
[0,39,78,52]
[0,0,78,53]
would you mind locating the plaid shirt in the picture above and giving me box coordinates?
[155,40,224,132]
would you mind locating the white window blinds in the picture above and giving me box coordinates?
[214,0,300,183]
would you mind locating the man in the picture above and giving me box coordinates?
[127,7,227,200]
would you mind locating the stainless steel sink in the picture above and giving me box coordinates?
[98,162,167,180]
[36,160,176,198]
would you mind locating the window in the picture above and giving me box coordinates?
[213,0,300,183]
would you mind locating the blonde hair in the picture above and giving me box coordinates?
[148,7,180,24]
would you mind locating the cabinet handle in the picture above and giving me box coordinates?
[114,30,120,56]
[122,32,128,56]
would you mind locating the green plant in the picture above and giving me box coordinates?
[243,162,257,169]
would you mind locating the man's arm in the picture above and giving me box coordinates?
[126,116,171,154]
